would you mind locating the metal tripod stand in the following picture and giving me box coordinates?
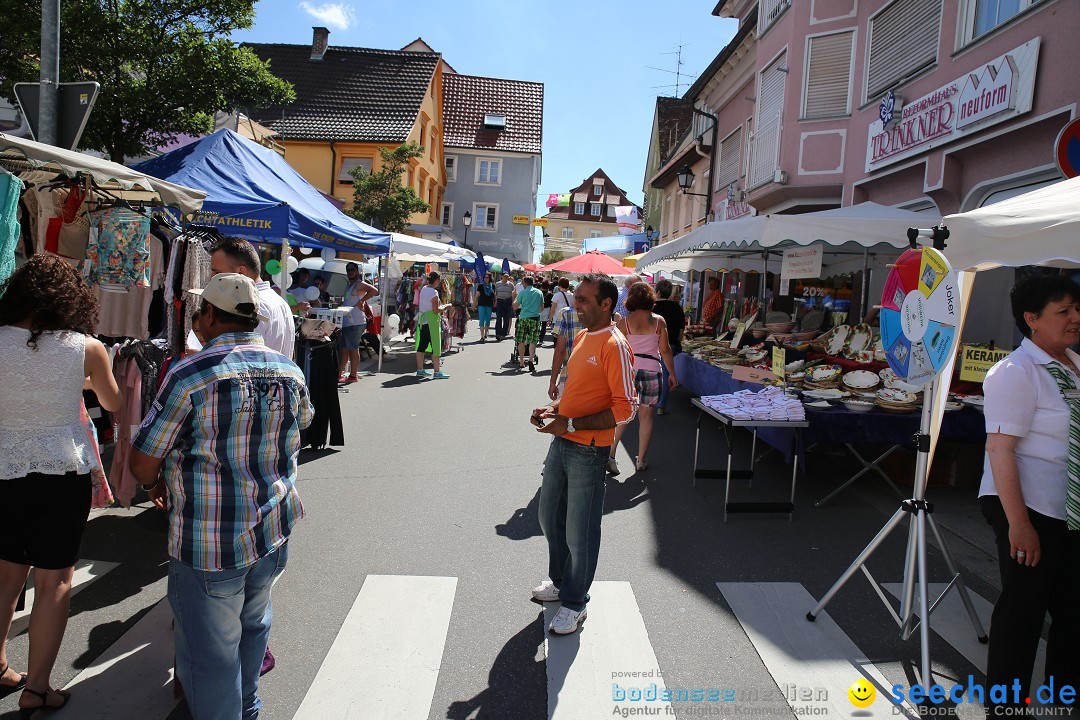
[805,377,988,685]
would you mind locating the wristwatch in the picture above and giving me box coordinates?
[566,416,576,433]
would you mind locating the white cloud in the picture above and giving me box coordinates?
[298,2,357,31]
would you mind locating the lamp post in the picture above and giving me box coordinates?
[676,164,708,198]
[461,210,472,249]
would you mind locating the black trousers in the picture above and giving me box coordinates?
[981,496,1080,708]
[495,298,513,338]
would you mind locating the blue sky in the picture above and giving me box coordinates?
[233,1,737,257]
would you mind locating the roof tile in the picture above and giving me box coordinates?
[442,73,543,154]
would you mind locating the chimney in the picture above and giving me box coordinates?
[311,26,329,61]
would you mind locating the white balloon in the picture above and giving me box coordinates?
[305,286,321,301]
[321,248,336,262]
[285,255,299,273]
[287,275,296,289]
[297,246,312,255]
[275,271,289,289]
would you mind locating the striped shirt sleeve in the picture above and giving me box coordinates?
[607,331,638,426]
[133,368,192,459]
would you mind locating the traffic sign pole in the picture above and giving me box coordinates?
[38,0,60,146]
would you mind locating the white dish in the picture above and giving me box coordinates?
[961,396,985,410]
[944,401,963,412]
[802,389,848,400]
[821,325,850,356]
[877,388,918,404]
[842,370,879,389]
[843,399,875,413]
[805,400,833,409]
[810,364,842,381]
[844,323,873,358]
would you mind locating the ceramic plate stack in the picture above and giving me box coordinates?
[803,364,842,390]
[842,369,880,393]
[875,388,920,413]
[877,368,923,394]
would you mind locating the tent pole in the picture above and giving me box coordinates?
[279,240,289,299]
[377,241,393,373]
[860,247,869,321]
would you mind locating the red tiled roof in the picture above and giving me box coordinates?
[442,73,543,154]
[244,43,440,142]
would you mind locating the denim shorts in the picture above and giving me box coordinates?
[341,324,364,349]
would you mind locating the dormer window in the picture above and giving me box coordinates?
[483,114,506,130]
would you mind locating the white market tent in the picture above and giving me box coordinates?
[635,202,936,311]
[0,132,205,213]
[941,175,1080,271]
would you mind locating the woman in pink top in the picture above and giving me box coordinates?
[611,282,677,473]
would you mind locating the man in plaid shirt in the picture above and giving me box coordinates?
[130,273,313,720]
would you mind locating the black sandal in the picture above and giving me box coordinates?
[0,662,26,698]
[19,687,71,717]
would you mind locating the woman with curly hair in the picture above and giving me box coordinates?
[0,254,121,715]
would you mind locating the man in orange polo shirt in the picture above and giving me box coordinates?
[530,273,637,635]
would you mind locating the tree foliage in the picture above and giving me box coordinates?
[347,143,430,234]
[539,250,565,266]
[0,0,295,161]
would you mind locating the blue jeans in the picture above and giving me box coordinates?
[538,437,608,611]
[477,304,493,328]
[168,542,289,720]
[657,357,672,410]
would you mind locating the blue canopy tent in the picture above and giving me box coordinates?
[131,129,390,255]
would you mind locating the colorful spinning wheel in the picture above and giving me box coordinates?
[879,247,960,386]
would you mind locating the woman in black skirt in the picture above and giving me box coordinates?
[0,255,122,714]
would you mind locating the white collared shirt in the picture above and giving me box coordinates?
[979,337,1080,520]
[255,281,296,360]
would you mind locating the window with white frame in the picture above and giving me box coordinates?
[444,156,457,182]
[803,30,854,119]
[589,230,603,238]
[866,0,942,102]
[963,0,1046,43]
[717,127,743,191]
[561,227,574,239]
[441,202,453,227]
[476,158,501,184]
[574,202,585,215]
[590,204,601,217]
[592,185,603,196]
[606,205,617,218]
[474,203,498,230]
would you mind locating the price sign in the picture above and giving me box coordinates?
[772,346,786,379]
[730,322,746,350]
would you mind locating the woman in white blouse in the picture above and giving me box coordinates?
[980,274,1080,712]
[0,255,122,714]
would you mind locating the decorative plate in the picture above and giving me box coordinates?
[843,323,873,358]
[877,388,918,404]
[805,400,833,409]
[842,370,879,389]
[820,325,850,356]
[810,364,842,381]
[802,389,849,400]
[961,395,985,408]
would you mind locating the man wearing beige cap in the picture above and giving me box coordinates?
[129,273,313,720]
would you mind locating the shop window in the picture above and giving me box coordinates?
[866,0,941,103]
[803,30,854,119]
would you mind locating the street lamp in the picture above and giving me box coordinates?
[461,210,472,249]
[676,164,708,198]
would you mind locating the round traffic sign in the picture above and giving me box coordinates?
[1054,117,1080,179]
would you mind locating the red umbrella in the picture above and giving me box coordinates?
[522,262,543,272]
[540,250,635,276]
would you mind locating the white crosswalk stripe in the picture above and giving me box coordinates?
[291,575,457,720]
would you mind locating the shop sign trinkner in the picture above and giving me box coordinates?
[864,39,1040,172]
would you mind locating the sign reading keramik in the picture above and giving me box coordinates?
[865,39,1039,172]
[958,345,1010,382]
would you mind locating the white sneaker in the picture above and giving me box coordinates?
[550,606,587,635]
[531,580,560,602]
[606,457,620,476]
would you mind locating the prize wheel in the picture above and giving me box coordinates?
[879,247,960,387]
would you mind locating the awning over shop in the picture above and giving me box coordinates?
[0,131,205,213]
[942,176,1080,271]
[131,129,390,255]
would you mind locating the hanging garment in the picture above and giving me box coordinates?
[94,234,165,339]
[451,305,468,338]
[298,339,344,449]
[108,354,143,507]
[0,170,21,286]
[87,206,152,289]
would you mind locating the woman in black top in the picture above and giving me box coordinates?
[652,279,686,414]
[539,280,554,345]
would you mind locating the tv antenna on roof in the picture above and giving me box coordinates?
[646,44,696,97]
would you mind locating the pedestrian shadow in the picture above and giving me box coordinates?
[495,488,542,540]
[298,447,338,465]
[444,613,548,720]
[380,376,426,388]
[604,473,650,515]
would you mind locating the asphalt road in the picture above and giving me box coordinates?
[0,324,1005,720]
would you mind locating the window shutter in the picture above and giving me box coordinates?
[748,53,786,189]
[867,0,941,100]
[804,31,853,118]
[717,128,743,189]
